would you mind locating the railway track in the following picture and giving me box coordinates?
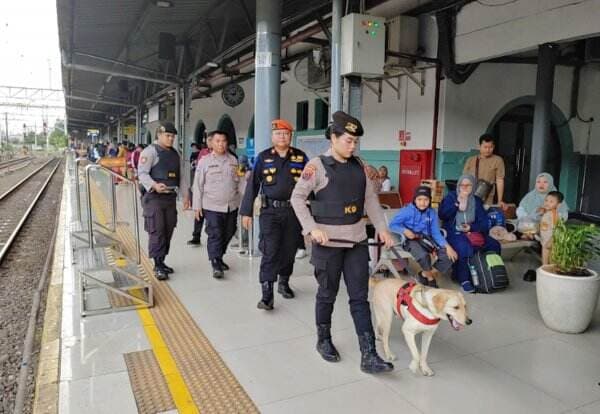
[0,157,33,175]
[0,158,61,263]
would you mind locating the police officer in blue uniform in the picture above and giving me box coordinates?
[240,119,308,310]
[138,122,189,280]
[291,111,394,374]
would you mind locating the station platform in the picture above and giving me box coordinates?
[38,162,600,414]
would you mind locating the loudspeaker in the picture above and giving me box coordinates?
[159,32,176,60]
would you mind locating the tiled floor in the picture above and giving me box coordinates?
[56,185,600,413]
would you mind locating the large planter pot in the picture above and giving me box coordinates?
[536,265,600,334]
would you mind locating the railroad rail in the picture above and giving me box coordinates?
[0,158,61,263]
[0,156,33,174]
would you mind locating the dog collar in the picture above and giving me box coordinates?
[396,282,441,325]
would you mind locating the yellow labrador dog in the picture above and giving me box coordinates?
[370,278,471,376]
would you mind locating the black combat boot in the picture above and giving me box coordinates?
[161,257,174,274]
[257,281,274,310]
[187,238,201,246]
[218,258,230,271]
[211,259,224,279]
[358,332,394,374]
[316,324,340,362]
[154,258,169,281]
[277,277,294,299]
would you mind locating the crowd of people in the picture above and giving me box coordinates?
[85,113,568,374]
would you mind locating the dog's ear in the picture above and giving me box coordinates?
[432,293,448,314]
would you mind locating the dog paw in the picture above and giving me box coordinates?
[409,360,419,374]
[420,364,435,376]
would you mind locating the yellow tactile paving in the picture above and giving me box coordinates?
[89,182,259,413]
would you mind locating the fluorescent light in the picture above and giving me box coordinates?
[155,1,172,8]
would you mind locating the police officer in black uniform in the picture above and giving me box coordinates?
[291,111,395,374]
[138,122,189,280]
[240,119,308,310]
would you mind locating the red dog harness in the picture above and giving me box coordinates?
[396,282,441,325]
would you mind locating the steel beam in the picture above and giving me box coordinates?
[64,63,178,85]
[66,95,136,108]
[73,51,181,81]
[330,0,343,114]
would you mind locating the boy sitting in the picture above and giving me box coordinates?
[389,186,458,287]
[539,191,564,265]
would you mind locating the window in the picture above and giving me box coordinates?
[314,99,329,130]
[296,101,309,131]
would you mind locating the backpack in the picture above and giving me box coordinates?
[468,251,509,293]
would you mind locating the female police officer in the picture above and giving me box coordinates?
[290,111,394,374]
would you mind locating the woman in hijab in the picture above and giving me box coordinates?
[439,174,501,293]
[517,172,569,223]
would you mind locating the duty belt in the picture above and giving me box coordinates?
[267,199,292,208]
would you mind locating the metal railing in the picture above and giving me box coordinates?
[84,163,141,264]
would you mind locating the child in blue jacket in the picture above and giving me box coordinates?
[389,186,457,287]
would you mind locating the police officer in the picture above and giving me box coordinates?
[138,122,189,280]
[188,142,203,246]
[290,111,395,374]
[240,119,308,310]
[193,131,244,278]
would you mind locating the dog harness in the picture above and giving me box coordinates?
[396,282,441,325]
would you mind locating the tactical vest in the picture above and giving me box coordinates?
[150,144,180,187]
[310,155,366,225]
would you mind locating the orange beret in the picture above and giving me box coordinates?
[271,119,293,132]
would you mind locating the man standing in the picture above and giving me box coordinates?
[138,122,189,280]
[193,131,244,278]
[463,133,506,207]
[240,119,308,310]
[291,111,394,374]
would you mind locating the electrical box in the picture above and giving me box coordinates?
[386,15,419,67]
[341,13,386,76]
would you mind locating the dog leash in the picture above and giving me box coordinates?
[327,238,405,261]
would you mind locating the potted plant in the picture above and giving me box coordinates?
[536,220,600,333]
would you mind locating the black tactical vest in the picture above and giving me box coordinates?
[310,155,366,225]
[150,144,180,187]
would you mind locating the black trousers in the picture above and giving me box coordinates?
[203,209,238,260]
[311,242,374,335]
[258,207,302,283]
[192,215,204,240]
[142,193,177,259]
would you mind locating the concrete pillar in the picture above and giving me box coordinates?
[174,86,182,153]
[254,0,281,153]
[135,107,141,145]
[530,43,559,188]
[117,118,122,141]
[330,0,343,115]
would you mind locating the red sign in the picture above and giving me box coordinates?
[398,130,411,142]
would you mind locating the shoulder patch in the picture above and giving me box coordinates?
[301,164,316,180]
[140,156,148,164]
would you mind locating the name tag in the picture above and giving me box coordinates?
[168,171,177,178]
[344,205,358,214]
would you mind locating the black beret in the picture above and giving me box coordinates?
[331,111,364,137]
[158,121,178,134]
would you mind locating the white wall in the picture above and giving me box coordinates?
[440,62,600,155]
[455,0,600,64]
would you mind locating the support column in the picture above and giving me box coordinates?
[174,86,182,153]
[530,43,559,188]
[330,0,343,115]
[117,118,122,141]
[181,83,192,163]
[254,0,281,153]
[135,107,141,145]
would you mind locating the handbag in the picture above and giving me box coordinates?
[465,231,485,248]
[474,157,494,201]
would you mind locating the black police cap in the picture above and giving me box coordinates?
[331,111,364,137]
[158,121,178,135]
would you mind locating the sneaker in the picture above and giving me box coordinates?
[295,249,307,259]
[461,281,475,293]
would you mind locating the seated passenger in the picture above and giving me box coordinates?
[516,172,568,238]
[439,174,501,293]
[389,186,457,288]
[378,166,392,192]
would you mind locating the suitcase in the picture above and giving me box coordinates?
[469,251,509,293]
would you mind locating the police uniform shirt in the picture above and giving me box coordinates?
[290,149,387,248]
[137,143,189,194]
[192,151,244,213]
[239,147,308,216]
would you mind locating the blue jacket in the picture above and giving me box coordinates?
[389,203,447,247]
